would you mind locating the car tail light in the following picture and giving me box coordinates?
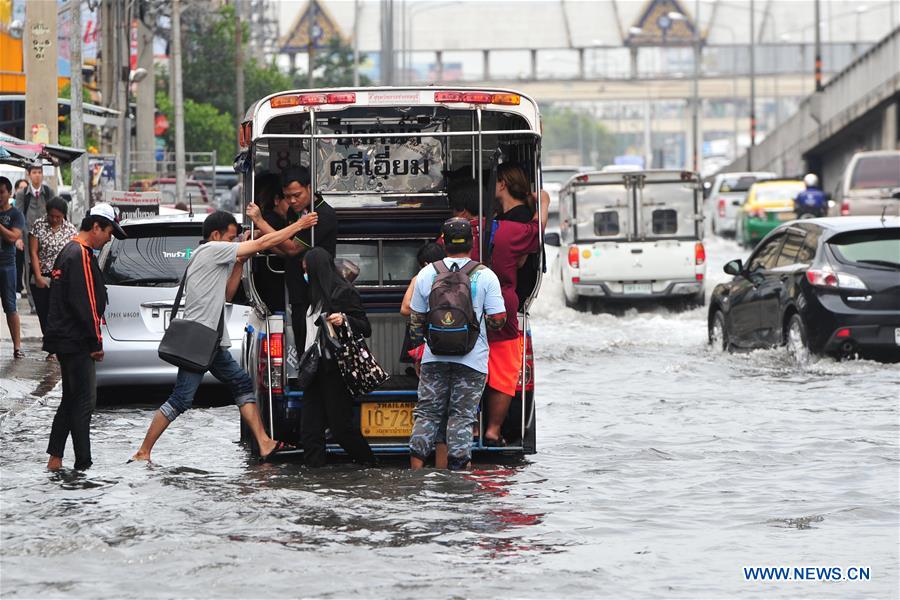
[805,269,867,290]
[696,273,704,281]
[572,276,581,283]
[836,328,851,338]
[695,242,706,265]
[840,200,850,216]
[567,245,580,269]
[717,198,726,217]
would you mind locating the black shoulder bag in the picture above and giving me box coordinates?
[158,267,224,373]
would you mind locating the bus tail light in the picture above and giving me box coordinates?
[840,200,850,216]
[238,122,252,147]
[433,91,521,105]
[270,93,357,108]
[695,242,706,265]
[259,333,284,394]
[270,96,300,108]
[326,92,357,104]
[567,245,580,269]
[717,198,726,217]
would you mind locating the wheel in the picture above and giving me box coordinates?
[561,266,586,310]
[709,310,730,352]
[785,313,810,364]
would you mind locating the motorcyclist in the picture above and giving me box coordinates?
[794,173,827,218]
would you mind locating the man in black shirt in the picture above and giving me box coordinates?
[246,167,337,351]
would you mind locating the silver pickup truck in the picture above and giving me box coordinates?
[548,170,707,311]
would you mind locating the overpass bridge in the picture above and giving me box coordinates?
[722,27,899,193]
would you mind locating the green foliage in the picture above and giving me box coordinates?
[299,37,371,88]
[540,104,617,166]
[156,5,368,160]
[156,91,235,164]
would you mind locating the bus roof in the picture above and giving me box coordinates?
[249,86,541,139]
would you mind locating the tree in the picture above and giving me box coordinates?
[156,91,234,165]
[301,37,371,88]
[540,104,617,166]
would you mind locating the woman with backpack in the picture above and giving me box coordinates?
[301,247,377,468]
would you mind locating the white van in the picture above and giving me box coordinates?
[550,170,706,310]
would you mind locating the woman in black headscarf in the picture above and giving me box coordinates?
[301,247,376,467]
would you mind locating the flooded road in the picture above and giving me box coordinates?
[2,238,898,598]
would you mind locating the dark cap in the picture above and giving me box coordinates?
[441,217,473,245]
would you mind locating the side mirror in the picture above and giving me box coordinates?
[544,232,561,247]
[892,188,900,200]
[724,259,743,276]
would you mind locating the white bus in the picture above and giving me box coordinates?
[236,87,545,460]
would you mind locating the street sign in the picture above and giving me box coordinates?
[105,190,160,220]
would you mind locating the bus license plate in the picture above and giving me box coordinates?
[623,283,652,295]
[361,402,413,437]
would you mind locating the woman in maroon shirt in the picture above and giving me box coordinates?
[483,164,549,446]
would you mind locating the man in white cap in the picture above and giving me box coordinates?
[44,203,125,471]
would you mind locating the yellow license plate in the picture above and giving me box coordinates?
[360,402,414,437]
[777,211,795,221]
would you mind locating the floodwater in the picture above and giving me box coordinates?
[1,238,898,598]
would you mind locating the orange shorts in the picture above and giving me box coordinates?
[487,338,522,396]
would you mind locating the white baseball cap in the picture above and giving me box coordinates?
[90,203,127,239]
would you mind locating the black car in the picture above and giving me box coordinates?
[708,216,900,361]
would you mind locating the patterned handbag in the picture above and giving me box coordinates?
[331,320,389,397]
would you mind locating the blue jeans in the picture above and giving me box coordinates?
[160,347,255,421]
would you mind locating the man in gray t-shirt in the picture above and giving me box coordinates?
[131,210,318,464]
[182,241,239,348]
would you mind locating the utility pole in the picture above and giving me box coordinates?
[136,7,156,177]
[172,0,187,203]
[307,0,316,88]
[236,0,245,146]
[691,0,700,174]
[353,0,360,86]
[814,0,823,92]
[380,0,394,85]
[748,0,756,171]
[116,0,130,190]
[70,0,88,221]
[24,2,59,148]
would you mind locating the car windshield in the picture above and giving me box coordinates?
[543,170,580,184]
[754,185,801,202]
[719,175,759,193]
[828,228,900,269]
[849,155,900,190]
[103,232,202,286]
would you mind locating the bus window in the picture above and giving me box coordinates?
[336,242,379,285]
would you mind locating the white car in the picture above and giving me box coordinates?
[542,165,592,233]
[95,213,251,387]
[550,170,707,311]
[708,171,775,237]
